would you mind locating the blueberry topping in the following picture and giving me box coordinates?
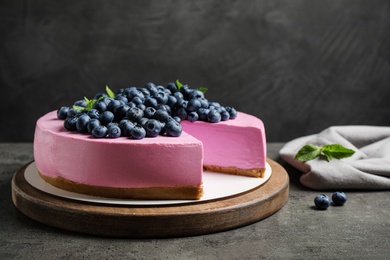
[57,81,238,139]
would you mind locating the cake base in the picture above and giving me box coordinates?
[12,158,289,238]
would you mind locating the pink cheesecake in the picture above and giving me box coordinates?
[34,111,266,200]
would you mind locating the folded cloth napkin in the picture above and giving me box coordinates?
[279,126,390,190]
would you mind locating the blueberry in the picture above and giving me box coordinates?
[118,119,135,136]
[137,103,146,111]
[127,89,145,101]
[166,82,178,93]
[144,97,158,108]
[187,89,204,100]
[154,91,169,104]
[126,107,144,122]
[199,98,209,108]
[107,125,121,138]
[156,85,165,92]
[153,109,170,123]
[144,107,156,118]
[225,106,237,119]
[138,87,151,98]
[92,125,108,138]
[114,105,130,120]
[220,110,230,121]
[139,117,149,128]
[314,194,331,210]
[87,118,101,133]
[132,96,144,105]
[163,119,182,137]
[107,99,122,112]
[187,98,202,112]
[74,99,87,107]
[94,92,108,100]
[166,95,177,107]
[64,116,78,131]
[145,119,162,137]
[209,101,221,109]
[332,192,347,206]
[93,100,107,113]
[207,109,221,123]
[99,111,115,126]
[115,94,128,104]
[67,107,79,117]
[173,91,184,101]
[57,106,69,119]
[76,114,91,133]
[173,116,181,123]
[187,112,199,122]
[179,84,191,99]
[156,104,171,115]
[130,125,146,140]
[197,108,210,121]
[145,82,158,96]
[176,107,187,120]
[87,109,100,119]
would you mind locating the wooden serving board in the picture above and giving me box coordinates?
[12,158,289,238]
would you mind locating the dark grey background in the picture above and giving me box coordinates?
[1,0,390,142]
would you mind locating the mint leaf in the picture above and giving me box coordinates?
[197,87,208,93]
[295,144,322,162]
[73,105,86,112]
[106,85,115,98]
[321,144,355,162]
[295,143,355,162]
[176,79,183,90]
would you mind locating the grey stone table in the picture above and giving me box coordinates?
[1,143,389,259]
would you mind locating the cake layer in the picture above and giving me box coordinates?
[34,111,204,199]
[181,112,266,177]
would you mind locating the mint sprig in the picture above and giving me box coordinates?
[73,86,115,112]
[295,144,355,162]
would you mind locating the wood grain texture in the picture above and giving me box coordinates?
[12,158,289,238]
[1,1,389,142]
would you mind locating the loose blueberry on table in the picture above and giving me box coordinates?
[57,80,237,139]
[314,194,331,210]
[332,191,347,206]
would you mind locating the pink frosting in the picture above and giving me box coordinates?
[181,112,266,170]
[34,111,266,189]
[34,111,203,188]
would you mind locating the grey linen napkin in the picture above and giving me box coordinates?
[279,126,390,190]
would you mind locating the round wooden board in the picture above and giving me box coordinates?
[12,158,289,238]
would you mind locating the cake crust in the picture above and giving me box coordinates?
[39,172,203,200]
[204,165,266,178]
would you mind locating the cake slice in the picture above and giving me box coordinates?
[182,112,266,178]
